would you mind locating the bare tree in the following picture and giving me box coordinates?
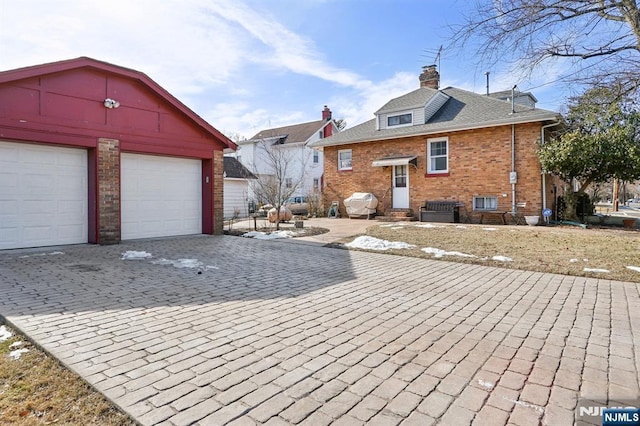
[450,1,640,93]
[250,139,308,230]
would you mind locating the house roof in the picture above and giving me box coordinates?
[489,90,539,103]
[375,86,440,114]
[244,119,328,145]
[223,157,257,179]
[0,57,237,151]
[311,86,560,148]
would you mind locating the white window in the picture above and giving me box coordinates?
[338,149,352,171]
[313,178,320,191]
[427,137,448,173]
[387,113,412,127]
[313,151,319,164]
[474,196,498,211]
[285,178,292,189]
[318,130,324,139]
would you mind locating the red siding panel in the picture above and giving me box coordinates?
[110,107,159,132]
[43,92,106,124]
[0,85,40,116]
[44,69,106,99]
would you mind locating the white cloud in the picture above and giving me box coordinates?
[329,71,417,128]
[206,1,367,89]
[0,0,249,96]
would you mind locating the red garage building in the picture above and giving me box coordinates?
[0,57,236,250]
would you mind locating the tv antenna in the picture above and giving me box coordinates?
[422,45,442,70]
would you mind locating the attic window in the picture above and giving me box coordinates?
[387,113,412,127]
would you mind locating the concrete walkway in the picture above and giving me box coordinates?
[0,235,639,425]
[229,217,377,245]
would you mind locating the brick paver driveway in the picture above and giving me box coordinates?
[1,235,639,425]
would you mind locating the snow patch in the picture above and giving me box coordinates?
[584,268,609,273]
[121,251,152,260]
[242,230,296,240]
[570,258,589,263]
[504,397,545,414]
[0,325,12,342]
[9,341,24,349]
[9,348,29,360]
[422,247,476,258]
[492,256,513,262]
[415,223,440,228]
[150,258,218,270]
[626,266,640,272]
[18,251,65,259]
[346,236,415,251]
[477,379,494,389]
[482,228,498,231]
[456,225,467,229]
[151,258,201,268]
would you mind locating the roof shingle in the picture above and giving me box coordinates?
[311,87,559,148]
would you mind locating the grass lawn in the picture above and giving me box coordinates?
[0,323,136,425]
[336,222,640,283]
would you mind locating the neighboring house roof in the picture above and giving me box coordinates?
[223,157,257,179]
[311,86,560,148]
[0,56,237,151]
[489,90,539,104]
[244,119,328,145]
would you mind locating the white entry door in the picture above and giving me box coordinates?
[392,164,409,209]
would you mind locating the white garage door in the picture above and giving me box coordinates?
[121,153,202,240]
[0,141,88,250]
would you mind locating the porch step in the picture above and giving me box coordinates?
[376,209,417,222]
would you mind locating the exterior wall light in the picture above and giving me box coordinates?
[104,98,120,109]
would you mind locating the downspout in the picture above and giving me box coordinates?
[540,121,561,210]
[511,124,516,215]
[510,85,517,216]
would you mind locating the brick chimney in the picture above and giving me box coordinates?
[322,105,332,121]
[419,65,439,89]
[322,106,333,137]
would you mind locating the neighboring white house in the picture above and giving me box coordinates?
[223,157,256,219]
[231,106,340,204]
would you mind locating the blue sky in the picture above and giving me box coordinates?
[0,0,570,140]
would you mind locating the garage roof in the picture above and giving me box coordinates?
[0,57,236,151]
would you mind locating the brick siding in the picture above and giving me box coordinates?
[213,150,224,235]
[97,138,121,244]
[323,123,550,221]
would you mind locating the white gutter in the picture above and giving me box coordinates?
[540,121,561,211]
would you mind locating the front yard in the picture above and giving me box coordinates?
[335,222,640,283]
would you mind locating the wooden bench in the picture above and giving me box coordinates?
[479,211,508,225]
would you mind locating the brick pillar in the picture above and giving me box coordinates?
[97,138,121,244]
[213,150,224,235]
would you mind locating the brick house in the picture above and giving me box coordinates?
[0,57,235,250]
[310,66,561,222]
